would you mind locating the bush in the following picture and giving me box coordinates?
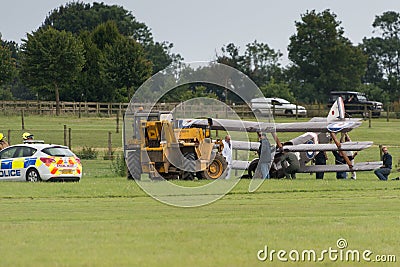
[111,152,127,177]
[76,146,98,160]
[103,149,114,160]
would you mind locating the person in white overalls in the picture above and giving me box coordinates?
[222,135,233,179]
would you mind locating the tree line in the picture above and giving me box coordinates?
[1,3,400,114]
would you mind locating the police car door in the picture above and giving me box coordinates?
[0,146,25,181]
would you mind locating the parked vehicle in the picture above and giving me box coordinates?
[250,97,307,117]
[0,143,82,182]
[124,111,227,180]
[329,91,383,117]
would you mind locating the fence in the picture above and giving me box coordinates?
[1,100,400,119]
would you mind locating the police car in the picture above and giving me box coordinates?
[0,142,82,182]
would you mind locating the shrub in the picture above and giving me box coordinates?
[111,152,127,177]
[76,146,98,160]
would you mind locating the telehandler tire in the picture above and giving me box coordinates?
[198,153,227,180]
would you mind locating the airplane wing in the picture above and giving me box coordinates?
[300,162,382,173]
[231,160,382,172]
[231,140,372,152]
[231,160,251,170]
[231,140,260,151]
[308,117,362,122]
[275,121,361,133]
[185,118,275,132]
[283,141,373,152]
[186,118,361,133]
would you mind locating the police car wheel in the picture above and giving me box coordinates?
[26,168,41,182]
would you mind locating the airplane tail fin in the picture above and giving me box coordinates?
[327,96,345,122]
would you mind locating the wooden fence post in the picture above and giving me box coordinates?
[64,125,67,146]
[21,110,25,130]
[386,102,390,122]
[107,131,113,160]
[68,128,72,149]
[7,129,11,145]
[116,111,120,133]
[368,110,372,128]
[215,114,219,138]
[272,103,276,117]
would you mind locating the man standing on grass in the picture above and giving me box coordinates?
[258,132,272,179]
[374,146,392,181]
[222,135,232,179]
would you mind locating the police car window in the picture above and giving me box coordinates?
[42,147,74,157]
[22,147,37,157]
[0,147,18,159]
[13,147,25,158]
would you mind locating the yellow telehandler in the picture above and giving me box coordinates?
[124,110,227,180]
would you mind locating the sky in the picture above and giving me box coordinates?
[1,1,399,65]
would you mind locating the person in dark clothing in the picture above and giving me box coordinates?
[315,151,328,179]
[332,151,347,179]
[374,146,392,181]
[258,133,272,179]
[280,149,300,179]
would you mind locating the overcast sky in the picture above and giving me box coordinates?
[1,1,399,65]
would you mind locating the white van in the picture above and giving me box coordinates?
[250,97,307,116]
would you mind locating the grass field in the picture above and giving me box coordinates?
[0,114,399,266]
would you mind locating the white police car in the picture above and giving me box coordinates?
[0,142,82,182]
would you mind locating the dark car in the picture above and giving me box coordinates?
[329,91,383,117]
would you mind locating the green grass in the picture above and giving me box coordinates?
[0,115,399,266]
[0,114,121,150]
[0,179,399,266]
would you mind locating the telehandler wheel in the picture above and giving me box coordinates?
[127,150,141,180]
[181,152,196,180]
[199,153,227,180]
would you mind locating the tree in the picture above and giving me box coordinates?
[1,37,35,100]
[20,27,85,115]
[356,83,389,104]
[361,11,400,101]
[288,10,367,103]
[103,26,152,101]
[0,41,16,86]
[44,2,147,39]
[0,34,17,100]
[78,21,152,102]
[217,40,283,87]
[241,41,283,86]
[259,79,296,103]
[73,30,106,102]
[43,2,179,75]
[217,43,243,71]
